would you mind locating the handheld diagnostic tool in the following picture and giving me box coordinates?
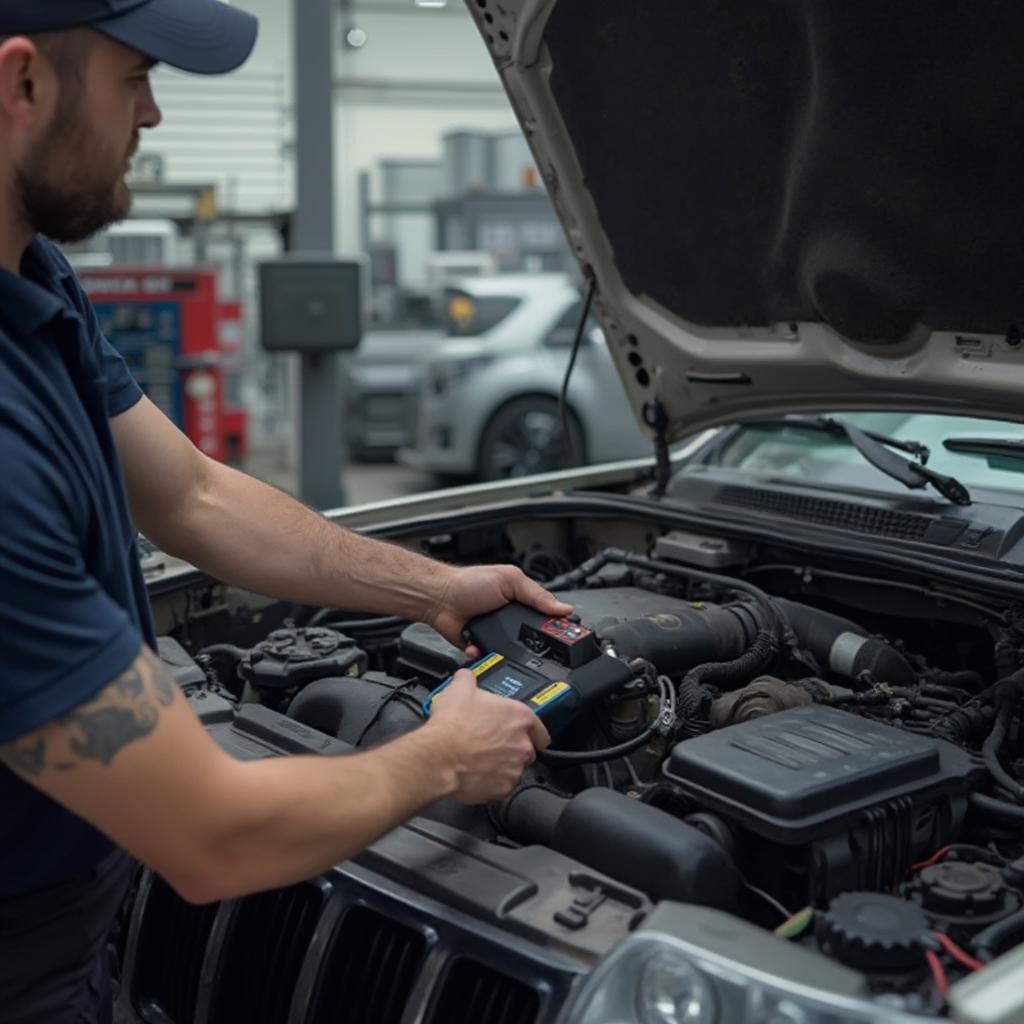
[423,603,633,734]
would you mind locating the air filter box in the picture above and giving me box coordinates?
[665,705,981,902]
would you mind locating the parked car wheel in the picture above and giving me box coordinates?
[477,395,585,481]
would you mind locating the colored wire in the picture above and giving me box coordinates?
[774,906,814,940]
[911,845,952,871]
[741,879,792,922]
[933,932,986,973]
[924,949,949,999]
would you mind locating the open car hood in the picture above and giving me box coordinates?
[469,0,1024,443]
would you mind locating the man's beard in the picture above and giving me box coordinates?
[16,99,135,245]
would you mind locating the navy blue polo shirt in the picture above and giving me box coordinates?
[0,237,156,898]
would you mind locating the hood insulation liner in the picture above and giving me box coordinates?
[545,0,1024,345]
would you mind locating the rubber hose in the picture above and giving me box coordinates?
[970,908,1024,961]
[969,792,1024,823]
[930,704,995,744]
[930,669,986,692]
[982,701,1024,802]
[600,603,757,678]
[774,599,917,686]
[994,640,1020,682]
[498,785,567,845]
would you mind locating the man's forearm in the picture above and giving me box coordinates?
[167,457,454,620]
[192,725,457,902]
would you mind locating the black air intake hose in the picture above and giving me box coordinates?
[599,602,764,678]
[499,787,741,911]
[598,598,914,690]
[547,548,785,636]
[549,549,915,687]
[773,599,917,687]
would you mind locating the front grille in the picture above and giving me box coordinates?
[131,874,219,1023]
[425,958,541,1024]
[717,485,931,540]
[123,867,564,1024]
[209,881,328,1024]
[307,905,427,1024]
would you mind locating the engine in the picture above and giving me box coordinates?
[180,546,1024,1010]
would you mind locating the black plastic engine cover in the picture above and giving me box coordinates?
[239,627,367,690]
[665,705,976,845]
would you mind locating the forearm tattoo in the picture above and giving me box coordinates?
[0,648,177,777]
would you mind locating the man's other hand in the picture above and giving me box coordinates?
[427,668,550,804]
[428,564,572,652]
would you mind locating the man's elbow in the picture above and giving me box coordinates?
[166,861,250,906]
[154,804,258,906]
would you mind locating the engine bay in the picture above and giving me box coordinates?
[158,523,1024,1017]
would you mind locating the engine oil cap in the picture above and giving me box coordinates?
[820,892,933,972]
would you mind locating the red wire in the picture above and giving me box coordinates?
[912,845,952,871]
[933,932,987,973]
[925,949,949,998]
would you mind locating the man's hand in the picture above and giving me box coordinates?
[427,564,573,651]
[426,668,550,804]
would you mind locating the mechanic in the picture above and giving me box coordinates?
[0,4,568,1021]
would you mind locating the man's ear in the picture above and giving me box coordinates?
[0,37,57,128]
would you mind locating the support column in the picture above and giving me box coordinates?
[293,0,345,508]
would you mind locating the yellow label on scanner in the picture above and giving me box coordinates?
[530,682,570,707]
[472,654,505,676]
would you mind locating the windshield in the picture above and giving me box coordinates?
[707,413,1024,496]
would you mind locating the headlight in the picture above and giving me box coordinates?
[430,355,494,393]
[559,912,937,1024]
[638,953,717,1024]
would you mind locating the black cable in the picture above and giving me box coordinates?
[682,629,777,692]
[541,725,659,765]
[970,908,1024,961]
[306,611,408,631]
[982,700,1024,802]
[546,548,786,639]
[560,276,597,469]
[541,674,671,765]
[743,563,1003,623]
[969,792,1024,823]
[353,679,425,748]
[643,400,672,498]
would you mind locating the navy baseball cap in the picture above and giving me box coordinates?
[0,0,258,75]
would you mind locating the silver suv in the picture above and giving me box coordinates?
[399,273,647,480]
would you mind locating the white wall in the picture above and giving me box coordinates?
[143,0,519,252]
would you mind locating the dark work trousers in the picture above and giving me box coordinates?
[0,849,135,1024]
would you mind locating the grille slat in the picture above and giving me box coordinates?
[131,874,219,1023]
[307,905,427,1024]
[426,958,541,1024]
[717,485,931,540]
[210,882,326,1024]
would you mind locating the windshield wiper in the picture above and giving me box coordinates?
[943,437,1024,467]
[743,416,972,506]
